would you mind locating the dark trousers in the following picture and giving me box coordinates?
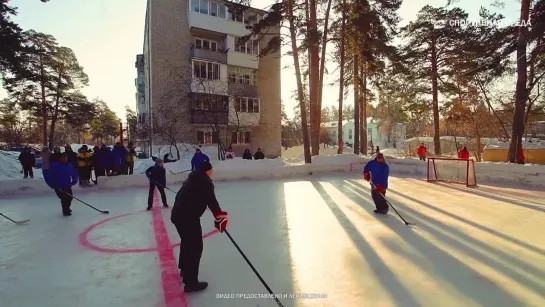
[371,189,389,212]
[94,167,106,177]
[419,156,426,161]
[148,183,167,206]
[54,188,73,213]
[127,162,134,175]
[78,167,91,181]
[23,165,33,178]
[174,220,203,285]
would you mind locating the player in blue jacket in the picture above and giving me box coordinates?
[363,152,390,214]
[44,153,79,216]
[191,148,210,171]
[145,159,169,210]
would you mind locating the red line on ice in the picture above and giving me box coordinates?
[152,191,189,307]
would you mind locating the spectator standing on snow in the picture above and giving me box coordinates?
[417,143,427,161]
[44,153,79,216]
[41,147,51,172]
[191,148,210,171]
[126,142,136,175]
[171,161,228,292]
[242,148,252,160]
[18,146,35,179]
[253,148,265,160]
[225,147,234,159]
[145,159,169,210]
[518,148,525,164]
[458,146,470,160]
[77,145,93,186]
[363,152,390,214]
[64,146,78,167]
[111,142,128,175]
[49,146,62,164]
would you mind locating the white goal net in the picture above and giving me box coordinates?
[427,158,477,187]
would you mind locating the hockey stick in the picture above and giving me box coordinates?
[57,190,109,214]
[0,213,30,224]
[224,229,284,307]
[370,182,415,227]
[150,179,177,193]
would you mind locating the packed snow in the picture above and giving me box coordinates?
[1,173,544,307]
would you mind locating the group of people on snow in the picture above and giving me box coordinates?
[224,147,265,160]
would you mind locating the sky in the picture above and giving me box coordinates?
[1,0,519,120]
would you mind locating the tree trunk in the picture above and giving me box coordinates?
[288,0,311,163]
[308,0,320,156]
[39,55,47,147]
[362,66,368,155]
[524,36,541,127]
[318,0,333,139]
[508,0,531,163]
[337,0,346,155]
[353,53,360,155]
[430,37,441,155]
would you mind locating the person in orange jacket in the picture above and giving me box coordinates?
[417,143,427,161]
[458,146,470,160]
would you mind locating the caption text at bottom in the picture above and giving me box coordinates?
[216,293,328,300]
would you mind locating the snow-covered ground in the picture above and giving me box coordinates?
[1,173,544,307]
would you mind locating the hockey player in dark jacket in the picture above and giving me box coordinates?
[171,161,228,292]
[145,159,169,210]
[44,153,79,216]
[363,152,390,214]
[18,146,36,178]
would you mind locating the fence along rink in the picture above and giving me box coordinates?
[427,157,477,187]
[216,293,328,299]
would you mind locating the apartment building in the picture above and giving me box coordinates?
[135,54,146,125]
[143,0,282,157]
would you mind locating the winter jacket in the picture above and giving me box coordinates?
[225,151,234,159]
[146,165,166,187]
[191,153,210,171]
[171,170,222,223]
[126,147,136,162]
[458,149,470,160]
[242,152,253,160]
[64,150,78,167]
[77,150,92,167]
[363,159,390,189]
[96,148,111,168]
[18,152,36,167]
[254,151,265,160]
[111,146,128,165]
[49,152,62,164]
[417,146,427,157]
[41,148,51,170]
[44,162,79,189]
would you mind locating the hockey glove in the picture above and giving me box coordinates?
[363,171,371,182]
[375,184,385,193]
[213,211,228,233]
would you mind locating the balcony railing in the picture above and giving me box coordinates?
[191,46,227,63]
[190,109,228,125]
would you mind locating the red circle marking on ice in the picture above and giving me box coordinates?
[79,210,219,254]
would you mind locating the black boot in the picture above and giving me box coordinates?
[163,204,169,208]
[147,205,153,211]
[374,208,388,214]
[184,282,208,292]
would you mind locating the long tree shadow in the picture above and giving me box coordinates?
[344,181,545,295]
[347,179,545,257]
[328,180,530,307]
[405,178,545,212]
[310,181,421,307]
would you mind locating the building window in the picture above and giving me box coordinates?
[197,131,213,144]
[229,10,243,22]
[232,131,251,144]
[195,38,218,51]
[199,0,208,14]
[209,2,226,18]
[234,37,259,55]
[193,0,226,18]
[228,65,257,85]
[348,129,352,140]
[234,97,260,113]
[191,93,229,110]
[192,60,220,80]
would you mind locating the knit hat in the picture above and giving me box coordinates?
[155,158,163,164]
[199,161,212,172]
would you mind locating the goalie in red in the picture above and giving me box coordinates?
[363,153,390,214]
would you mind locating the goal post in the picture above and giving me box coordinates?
[427,157,477,187]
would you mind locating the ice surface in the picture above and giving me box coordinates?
[1,174,544,307]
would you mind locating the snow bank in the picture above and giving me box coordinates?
[2,154,545,197]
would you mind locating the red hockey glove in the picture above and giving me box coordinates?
[213,211,228,233]
[363,171,371,182]
[375,184,385,193]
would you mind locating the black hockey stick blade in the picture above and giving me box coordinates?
[0,213,30,224]
[58,190,109,214]
[224,230,284,307]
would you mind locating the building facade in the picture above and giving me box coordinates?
[143,0,282,157]
[135,54,146,125]
[323,118,407,149]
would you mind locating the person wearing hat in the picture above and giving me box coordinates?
[145,158,169,210]
[190,148,210,171]
[363,152,390,214]
[44,153,79,216]
[171,161,228,292]
[18,146,36,179]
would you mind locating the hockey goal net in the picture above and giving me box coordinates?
[427,157,477,187]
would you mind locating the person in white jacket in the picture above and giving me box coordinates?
[225,147,234,159]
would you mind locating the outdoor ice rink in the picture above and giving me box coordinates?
[1,173,544,307]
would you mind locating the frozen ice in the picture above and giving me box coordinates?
[1,173,544,307]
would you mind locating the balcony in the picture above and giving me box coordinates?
[190,109,228,125]
[191,46,227,64]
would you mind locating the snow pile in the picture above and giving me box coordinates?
[0,151,44,180]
